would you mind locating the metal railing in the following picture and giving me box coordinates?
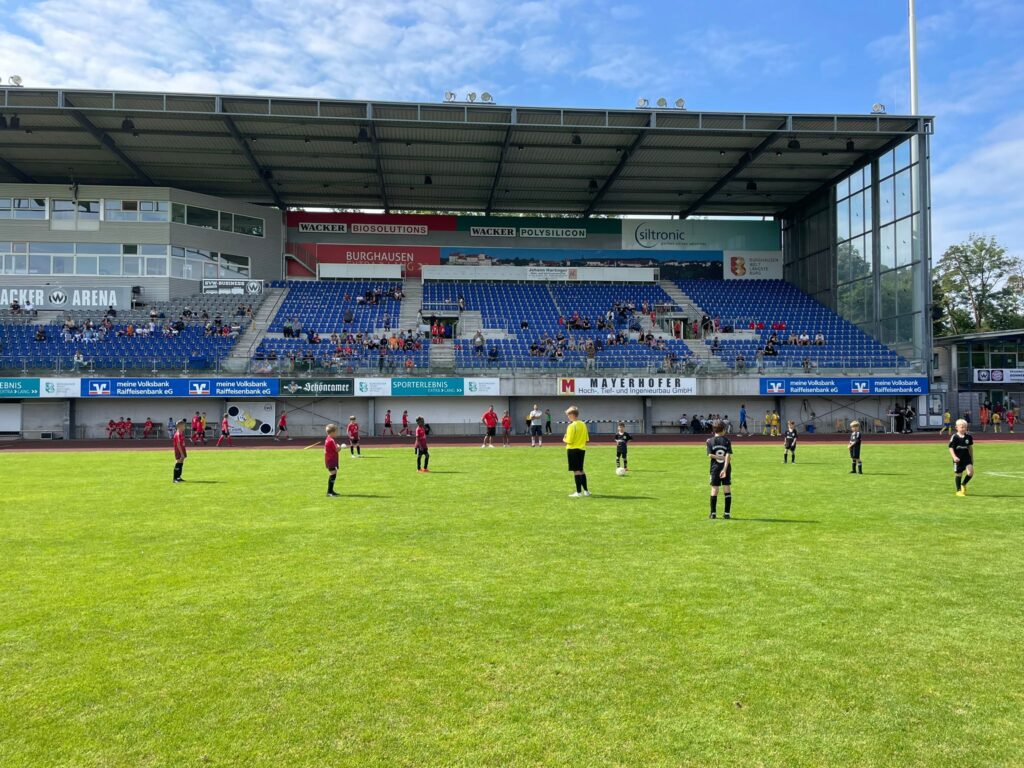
[0,354,232,376]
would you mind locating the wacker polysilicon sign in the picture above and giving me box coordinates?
[759,377,929,396]
[559,376,697,396]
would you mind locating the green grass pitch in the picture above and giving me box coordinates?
[2,441,1023,767]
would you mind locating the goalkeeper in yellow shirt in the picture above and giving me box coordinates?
[563,405,591,497]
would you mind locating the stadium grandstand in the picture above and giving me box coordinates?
[0,87,936,437]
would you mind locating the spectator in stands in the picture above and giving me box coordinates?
[457,295,466,313]
[802,356,812,373]
[383,313,392,331]
[200,310,209,321]
[405,357,415,372]
[711,335,720,351]
[71,350,85,370]
[799,331,810,345]
[34,326,46,342]
[24,300,35,315]
[520,319,529,330]
[214,312,222,326]
[9,299,21,314]
[814,331,825,345]
[713,316,721,333]
[585,340,597,370]
[786,330,798,345]
[473,331,485,356]
[735,353,745,373]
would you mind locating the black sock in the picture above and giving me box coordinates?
[791,451,795,463]
[423,453,429,470]
[710,495,718,515]
[416,452,422,470]
[962,473,972,487]
[852,460,857,471]
[955,475,962,490]
[350,446,354,455]
[328,475,336,493]
[784,453,788,463]
[357,446,361,455]
[724,493,732,516]
[858,461,863,474]
[580,474,588,492]
[173,462,182,480]
[623,460,627,469]
[574,475,582,493]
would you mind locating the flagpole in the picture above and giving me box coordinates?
[908,0,919,115]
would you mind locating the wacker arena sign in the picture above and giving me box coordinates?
[0,285,132,310]
[559,376,697,396]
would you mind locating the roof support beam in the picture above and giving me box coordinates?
[65,106,154,185]
[0,155,36,183]
[680,119,788,219]
[485,125,514,214]
[222,114,285,209]
[583,116,651,217]
[368,123,390,213]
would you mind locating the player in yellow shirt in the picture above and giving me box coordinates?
[771,410,781,436]
[940,409,952,435]
[762,410,772,436]
[563,405,591,497]
[991,410,1001,433]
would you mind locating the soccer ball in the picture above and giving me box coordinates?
[616,467,627,476]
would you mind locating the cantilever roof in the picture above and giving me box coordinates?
[0,88,933,216]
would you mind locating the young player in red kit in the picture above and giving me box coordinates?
[324,423,341,497]
[216,412,233,447]
[191,412,204,445]
[481,405,498,448]
[501,410,512,447]
[107,419,117,439]
[276,410,289,440]
[172,419,188,483]
[124,417,133,439]
[400,409,410,437]
[142,418,154,439]
[382,409,394,436]
[346,415,362,457]
[415,416,430,472]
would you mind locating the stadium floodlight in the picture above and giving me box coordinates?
[466,92,477,102]
[571,132,582,145]
[656,97,667,108]
[8,75,23,86]
[443,90,456,102]
[636,97,649,108]
[481,92,493,103]
[675,98,685,109]
[871,103,886,114]
[787,138,801,150]
[121,117,135,132]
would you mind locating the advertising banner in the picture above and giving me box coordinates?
[391,377,465,396]
[315,244,441,277]
[759,377,929,396]
[80,378,278,397]
[201,279,264,295]
[286,211,457,233]
[463,378,500,396]
[226,401,275,436]
[355,378,392,396]
[0,285,132,311]
[458,216,619,236]
[39,378,81,398]
[558,376,697,396]
[0,377,40,398]
[723,251,784,280]
[525,267,578,281]
[280,378,355,397]
[621,219,781,251]
[973,368,1024,384]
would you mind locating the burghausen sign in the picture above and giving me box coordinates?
[280,378,354,397]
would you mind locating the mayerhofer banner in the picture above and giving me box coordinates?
[202,279,264,295]
[723,251,784,280]
[558,376,696,396]
[226,402,275,436]
[974,368,1024,384]
[280,378,354,397]
[0,285,132,311]
[759,377,929,396]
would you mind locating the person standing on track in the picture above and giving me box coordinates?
[382,409,394,436]
[172,419,188,483]
[216,413,233,447]
[707,420,733,519]
[414,416,430,472]
[276,410,290,441]
[529,404,544,447]
[324,423,341,497]
[481,405,498,448]
[563,405,590,497]
[346,415,362,457]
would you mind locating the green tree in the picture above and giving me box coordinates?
[934,234,1022,332]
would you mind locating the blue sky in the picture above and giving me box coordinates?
[2,0,1022,256]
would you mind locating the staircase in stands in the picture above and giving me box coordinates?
[221,286,288,372]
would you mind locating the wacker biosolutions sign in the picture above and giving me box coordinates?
[0,285,132,310]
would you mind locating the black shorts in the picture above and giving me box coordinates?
[953,460,972,474]
[278,424,287,432]
[486,426,496,437]
[849,446,861,459]
[567,448,586,472]
[710,464,732,486]
[785,441,796,450]
[416,447,429,456]
[350,437,360,445]
[616,446,628,457]
[221,430,230,437]
[531,425,543,437]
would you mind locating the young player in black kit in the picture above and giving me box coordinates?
[848,419,863,474]
[948,418,974,496]
[783,420,798,463]
[614,421,632,471]
[706,420,733,519]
